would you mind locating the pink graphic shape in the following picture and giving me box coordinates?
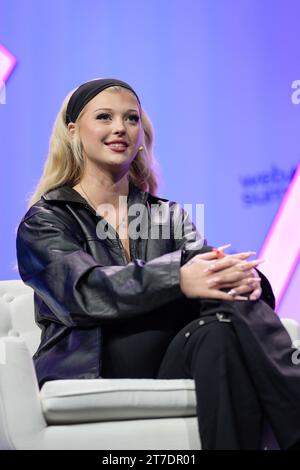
[0,43,16,82]
[259,163,300,309]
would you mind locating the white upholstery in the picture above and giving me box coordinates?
[279,318,299,344]
[0,281,39,355]
[0,279,298,450]
[41,378,197,424]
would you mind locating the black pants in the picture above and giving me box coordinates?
[101,298,300,450]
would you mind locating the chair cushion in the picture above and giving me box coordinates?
[41,378,197,424]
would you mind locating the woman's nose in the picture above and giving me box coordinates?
[112,118,126,134]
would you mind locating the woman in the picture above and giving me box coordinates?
[16,78,300,450]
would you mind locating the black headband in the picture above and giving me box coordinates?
[65,78,141,125]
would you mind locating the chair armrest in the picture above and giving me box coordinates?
[0,337,46,450]
[0,297,12,336]
[280,318,299,343]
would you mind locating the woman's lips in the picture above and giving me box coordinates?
[105,144,128,152]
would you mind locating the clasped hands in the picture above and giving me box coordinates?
[179,244,264,301]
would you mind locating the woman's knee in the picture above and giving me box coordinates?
[183,315,239,355]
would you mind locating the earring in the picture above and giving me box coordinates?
[138,146,144,152]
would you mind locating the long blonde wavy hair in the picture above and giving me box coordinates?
[28,85,160,208]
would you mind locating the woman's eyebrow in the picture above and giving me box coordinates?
[93,107,139,113]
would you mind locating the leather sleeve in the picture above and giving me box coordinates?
[171,202,210,264]
[254,269,276,310]
[16,208,185,327]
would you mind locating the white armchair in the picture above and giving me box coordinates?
[0,280,298,450]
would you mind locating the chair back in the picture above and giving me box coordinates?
[0,280,41,355]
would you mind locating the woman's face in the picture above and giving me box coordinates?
[68,88,143,173]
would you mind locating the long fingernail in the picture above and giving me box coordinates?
[217,244,231,251]
[251,259,265,267]
[249,294,258,300]
[238,259,265,270]
[235,296,248,300]
[248,277,262,285]
[240,251,256,257]
[228,289,236,296]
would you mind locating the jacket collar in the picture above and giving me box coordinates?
[42,181,149,208]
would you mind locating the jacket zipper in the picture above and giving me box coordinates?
[116,237,131,265]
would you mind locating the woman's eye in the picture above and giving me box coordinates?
[96,113,139,122]
[128,114,139,123]
[96,113,111,120]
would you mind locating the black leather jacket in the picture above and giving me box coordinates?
[16,182,275,387]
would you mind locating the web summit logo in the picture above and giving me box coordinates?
[239,165,297,207]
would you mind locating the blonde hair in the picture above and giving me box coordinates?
[28,85,160,207]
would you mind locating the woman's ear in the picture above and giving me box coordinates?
[67,122,76,136]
